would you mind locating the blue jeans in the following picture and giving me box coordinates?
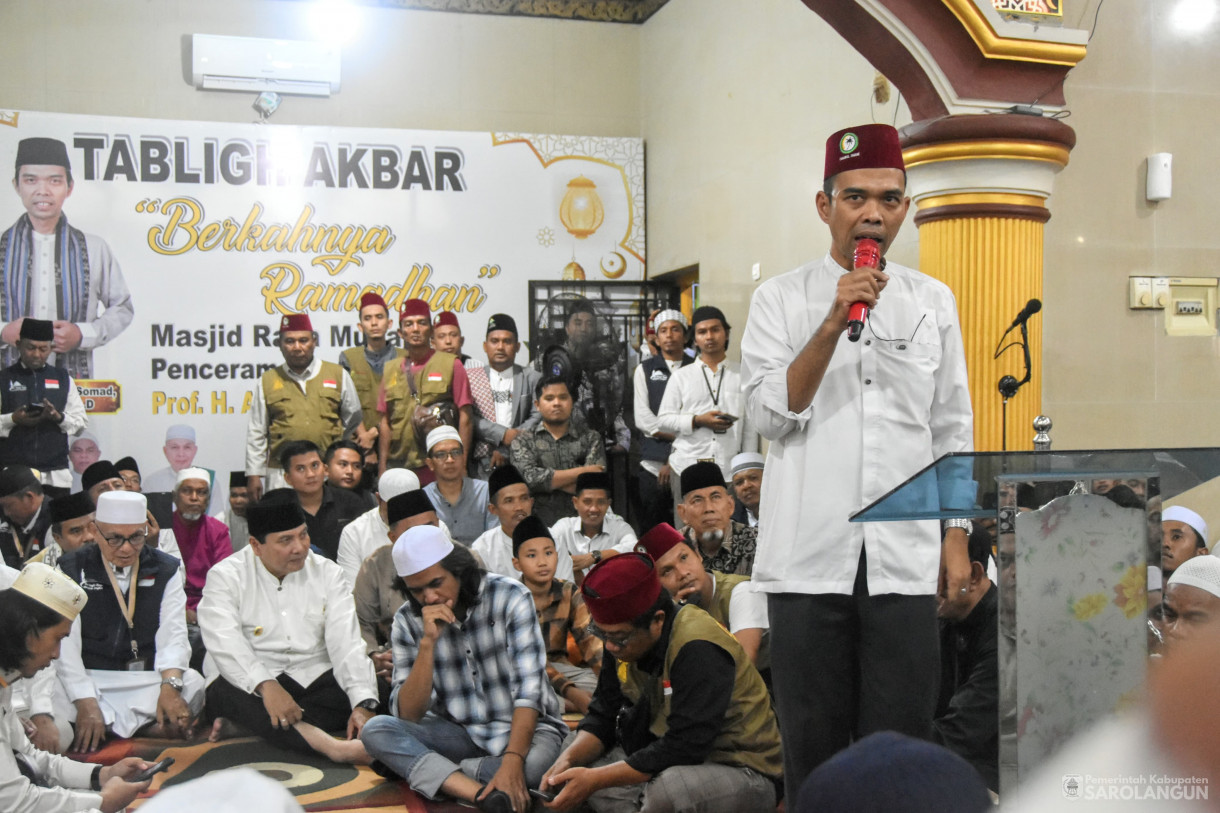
[360,712,564,800]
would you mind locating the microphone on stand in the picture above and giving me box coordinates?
[995,298,1042,450]
[847,238,881,342]
[1006,298,1042,331]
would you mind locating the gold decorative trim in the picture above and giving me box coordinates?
[299,0,671,24]
[903,139,1070,169]
[942,0,1087,66]
[916,192,1046,210]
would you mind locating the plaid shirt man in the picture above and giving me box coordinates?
[389,572,567,753]
[509,422,607,525]
[533,578,603,695]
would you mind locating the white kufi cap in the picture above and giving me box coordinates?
[1163,505,1209,547]
[378,468,420,503]
[1167,555,1220,599]
[730,452,765,476]
[175,467,211,488]
[426,425,462,452]
[12,562,87,620]
[392,524,454,578]
[95,490,147,524]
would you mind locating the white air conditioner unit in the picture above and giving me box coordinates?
[191,34,341,98]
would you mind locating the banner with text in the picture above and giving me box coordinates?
[0,110,644,484]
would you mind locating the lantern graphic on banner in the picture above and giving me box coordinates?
[559,176,604,239]
[563,260,586,280]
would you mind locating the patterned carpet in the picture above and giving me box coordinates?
[73,735,434,811]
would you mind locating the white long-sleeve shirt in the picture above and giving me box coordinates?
[632,357,687,478]
[471,525,574,583]
[198,547,377,708]
[0,678,102,813]
[740,254,974,597]
[0,565,56,719]
[56,558,191,702]
[656,356,758,479]
[336,506,388,590]
[244,357,363,476]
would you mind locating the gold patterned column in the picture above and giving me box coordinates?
[901,117,1074,452]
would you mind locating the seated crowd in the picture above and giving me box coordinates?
[1,300,1192,813]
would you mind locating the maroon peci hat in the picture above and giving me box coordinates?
[359,292,388,314]
[279,313,313,333]
[635,523,686,563]
[433,311,460,330]
[401,298,431,323]
[824,123,905,181]
[581,553,662,626]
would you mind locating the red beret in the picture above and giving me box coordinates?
[582,553,662,626]
[359,292,388,313]
[401,299,431,322]
[279,313,313,333]
[634,523,686,563]
[824,123,905,181]
[433,311,460,329]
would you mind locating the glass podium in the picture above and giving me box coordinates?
[851,448,1220,794]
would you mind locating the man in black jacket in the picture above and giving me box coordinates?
[933,526,998,791]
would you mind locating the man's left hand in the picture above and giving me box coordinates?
[479,754,529,813]
[156,686,193,738]
[38,398,62,425]
[51,321,82,353]
[939,528,971,615]
[100,757,152,784]
[544,766,599,811]
[27,714,60,753]
[346,706,374,739]
[571,552,595,571]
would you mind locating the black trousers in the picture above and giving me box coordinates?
[634,468,674,533]
[206,670,353,753]
[768,550,940,800]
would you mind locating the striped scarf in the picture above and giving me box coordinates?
[0,213,91,377]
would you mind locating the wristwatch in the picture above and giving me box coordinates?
[591,550,603,564]
[357,699,379,712]
[161,676,184,692]
[943,518,974,536]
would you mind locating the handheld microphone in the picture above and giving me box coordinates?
[1008,298,1042,329]
[848,239,880,343]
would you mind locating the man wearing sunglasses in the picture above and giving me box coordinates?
[540,553,782,812]
[54,490,205,752]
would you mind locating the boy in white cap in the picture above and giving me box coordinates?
[0,560,155,811]
[1162,505,1209,577]
[336,468,420,589]
[54,490,204,751]
[360,524,567,813]
[422,425,495,546]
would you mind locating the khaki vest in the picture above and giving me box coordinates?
[383,351,457,468]
[261,361,346,469]
[342,346,405,429]
[706,571,750,629]
[620,604,783,780]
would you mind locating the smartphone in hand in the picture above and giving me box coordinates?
[130,757,175,783]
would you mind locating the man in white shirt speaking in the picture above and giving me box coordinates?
[740,122,974,799]
[199,490,378,755]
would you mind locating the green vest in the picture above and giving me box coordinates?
[261,361,346,469]
[383,351,457,468]
[619,604,783,780]
[342,346,405,430]
[706,571,750,629]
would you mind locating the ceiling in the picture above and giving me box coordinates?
[282,0,672,24]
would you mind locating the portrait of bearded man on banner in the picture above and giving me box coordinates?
[1,136,134,378]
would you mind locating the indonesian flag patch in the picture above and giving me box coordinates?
[322,380,338,389]
[427,372,444,382]
[44,380,60,389]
